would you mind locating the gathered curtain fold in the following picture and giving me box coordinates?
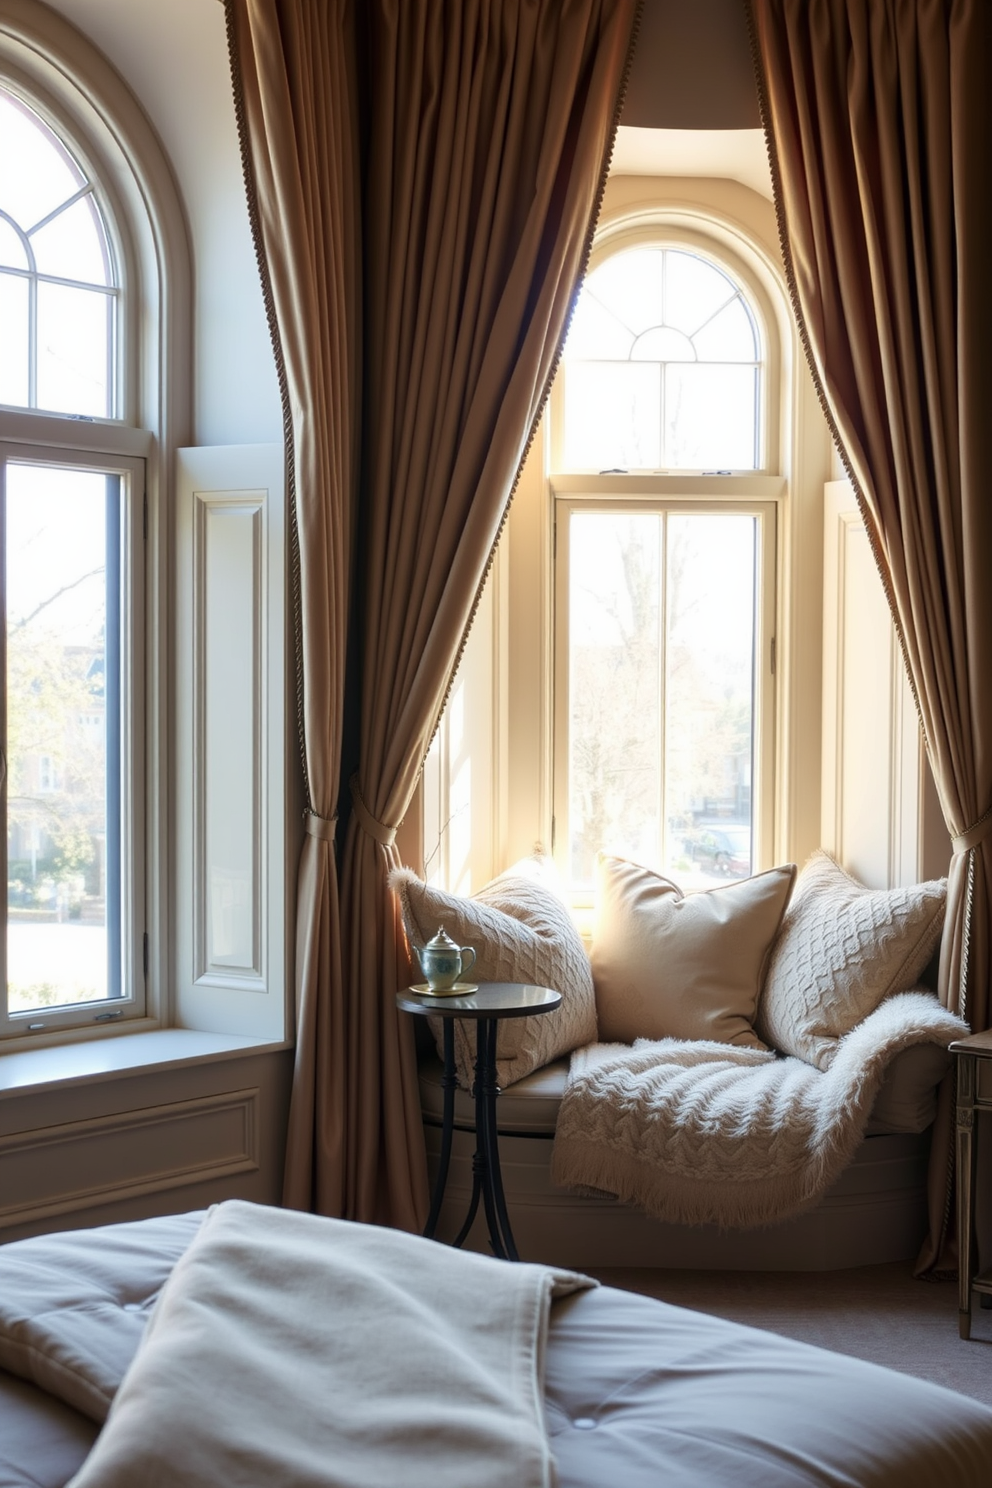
[226,0,361,1214]
[342,0,640,1229]
[227,0,639,1227]
[747,0,992,1271]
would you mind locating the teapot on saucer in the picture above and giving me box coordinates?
[414,926,477,994]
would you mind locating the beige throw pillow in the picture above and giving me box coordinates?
[390,857,597,1089]
[591,854,797,1048]
[755,850,947,1070]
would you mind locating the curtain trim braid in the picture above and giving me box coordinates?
[349,775,398,847]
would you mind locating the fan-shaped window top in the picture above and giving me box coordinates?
[561,247,761,471]
[0,88,118,418]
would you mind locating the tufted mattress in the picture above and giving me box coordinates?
[2,1209,992,1488]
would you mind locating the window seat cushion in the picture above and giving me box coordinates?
[418,1022,949,1139]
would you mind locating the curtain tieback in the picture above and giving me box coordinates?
[349,775,398,847]
[305,811,338,842]
[952,806,992,855]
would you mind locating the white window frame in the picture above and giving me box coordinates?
[551,478,781,907]
[0,2,192,1051]
[409,175,833,912]
[0,77,123,421]
[555,241,765,475]
[0,435,147,1039]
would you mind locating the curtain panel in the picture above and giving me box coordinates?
[342,0,640,1229]
[226,0,361,1213]
[228,0,640,1227]
[747,0,992,1270]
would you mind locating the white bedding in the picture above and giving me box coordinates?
[2,1206,992,1488]
[64,1201,589,1488]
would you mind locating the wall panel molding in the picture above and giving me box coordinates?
[175,444,288,1042]
[192,492,264,988]
[0,1087,258,1229]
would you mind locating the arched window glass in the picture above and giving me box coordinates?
[0,86,118,418]
[561,246,761,471]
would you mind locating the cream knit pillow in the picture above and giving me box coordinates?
[390,857,597,1089]
[756,850,946,1070]
[591,853,797,1049]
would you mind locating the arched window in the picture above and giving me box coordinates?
[551,236,777,892]
[0,86,120,418]
[560,245,762,472]
[0,18,188,1043]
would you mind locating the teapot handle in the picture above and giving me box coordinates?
[459,946,477,978]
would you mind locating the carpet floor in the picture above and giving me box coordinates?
[588,1262,992,1409]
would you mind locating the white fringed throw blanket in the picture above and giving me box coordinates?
[551,992,967,1229]
[67,1201,592,1488]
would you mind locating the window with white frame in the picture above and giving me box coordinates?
[551,240,777,894]
[0,81,146,1039]
[0,87,119,418]
[417,178,834,912]
[559,246,761,473]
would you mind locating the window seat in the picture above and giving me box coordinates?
[418,1039,949,1271]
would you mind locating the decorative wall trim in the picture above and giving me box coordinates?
[0,1087,258,1229]
[192,491,264,988]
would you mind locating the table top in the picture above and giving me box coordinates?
[950,1029,992,1057]
[396,982,562,1021]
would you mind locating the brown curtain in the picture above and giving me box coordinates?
[341,0,640,1230]
[747,0,992,1270]
[225,0,361,1212]
[228,0,640,1226]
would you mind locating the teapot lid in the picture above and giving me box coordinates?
[424,925,458,951]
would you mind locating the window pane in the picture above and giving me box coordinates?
[560,247,762,477]
[664,364,757,469]
[566,285,635,360]
[6,463,118,1015]
[37,281,113,417]
[692,297,757,362]
[582,249,663,338]
[0,93,83,231]
[0,218,27,270]
[565,509,757,890]
[0,87,119,418]
[665,513,755,885]
[562,362,661,470]
[631,325,694,362]
[664,250,738,336]
[30,194,111,285]
[0,274,29,405]
[568,512,663,886]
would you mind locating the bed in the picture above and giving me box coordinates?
[1,1203,991,1488]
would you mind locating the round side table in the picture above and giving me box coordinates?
[396,981,561,1261]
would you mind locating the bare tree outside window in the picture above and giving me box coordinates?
[566,510,756,888]
[5,463,115,1012]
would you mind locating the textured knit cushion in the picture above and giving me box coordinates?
[591,853,797,1048]
[390,857,597,1089]
[756,851,947,1071]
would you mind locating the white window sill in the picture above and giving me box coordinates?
[0,1029,289,1099]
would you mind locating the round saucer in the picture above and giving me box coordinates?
[409,982,479,998]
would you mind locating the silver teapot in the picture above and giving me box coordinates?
[414,926,476,993]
